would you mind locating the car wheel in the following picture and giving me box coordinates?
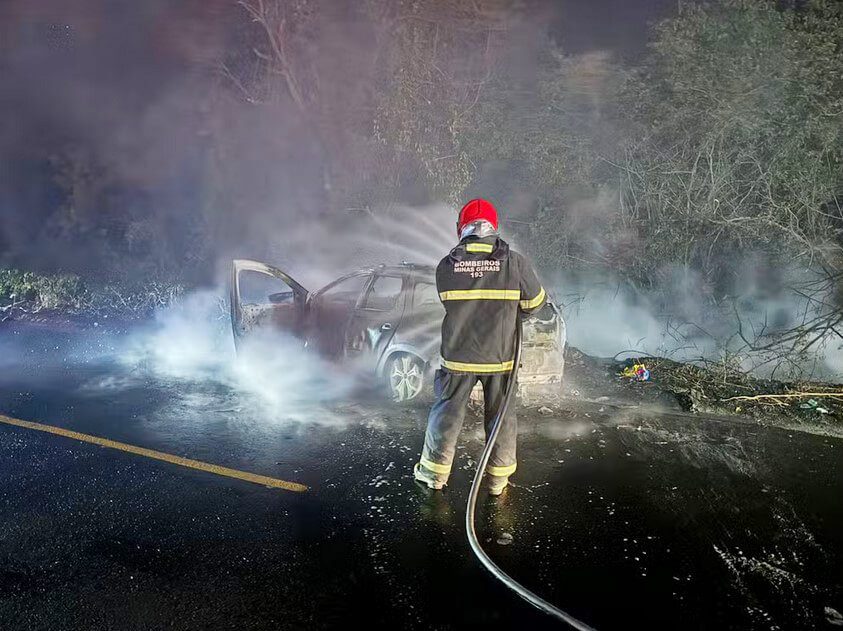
[386,353,425,402]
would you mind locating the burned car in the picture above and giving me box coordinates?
[230,259,566,402]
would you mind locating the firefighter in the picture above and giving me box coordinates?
[414,198,546,495]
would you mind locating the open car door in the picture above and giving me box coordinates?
[230,259,310,349]
[305,271,373,358]
[344,272,407,361]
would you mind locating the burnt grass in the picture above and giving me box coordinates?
[561,347,843,435]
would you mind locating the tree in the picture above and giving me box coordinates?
[371,0,509,204]
[620,0,843,285]
[614,0,843,372]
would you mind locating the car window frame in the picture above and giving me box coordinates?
[358,273,406,313]
[310,270,375,309]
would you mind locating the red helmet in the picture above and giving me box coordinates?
[457,198,499,236]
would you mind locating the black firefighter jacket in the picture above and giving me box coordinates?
[436,235,546,374]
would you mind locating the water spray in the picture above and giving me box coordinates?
[465,318,597,630]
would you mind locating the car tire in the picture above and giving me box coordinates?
[385,353,426,403]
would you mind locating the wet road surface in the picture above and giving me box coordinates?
[0,321,842,630]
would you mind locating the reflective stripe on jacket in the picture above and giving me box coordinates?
[437,235,546,373]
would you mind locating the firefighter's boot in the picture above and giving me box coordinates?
[487,475,509,496]
[413,462,446,490]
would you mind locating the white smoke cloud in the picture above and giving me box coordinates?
[117,289,355,424]
[552,264,843,380]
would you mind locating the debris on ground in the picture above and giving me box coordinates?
[799,399,830,414]
[496,532,513,546]
[537,406,554,416]
[559,346,843,434]
[643,357,843,425]
[621,363,650,381]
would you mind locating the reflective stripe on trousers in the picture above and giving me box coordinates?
[418,369,517,483]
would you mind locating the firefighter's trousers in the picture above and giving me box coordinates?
[418,369,517,485]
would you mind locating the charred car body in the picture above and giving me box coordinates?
[230,259,566,402]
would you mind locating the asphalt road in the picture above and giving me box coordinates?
[0,321,841,630]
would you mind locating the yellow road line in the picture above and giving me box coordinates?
[0,414,307,493]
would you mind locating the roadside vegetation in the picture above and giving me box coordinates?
[0,269,183,321]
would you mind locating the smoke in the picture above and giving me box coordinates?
[553,264,843,379]
[0,1,571,280]
[116,289,355,423]
[0,1,227,277]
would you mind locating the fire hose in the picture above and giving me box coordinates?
[465,317,597,630]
